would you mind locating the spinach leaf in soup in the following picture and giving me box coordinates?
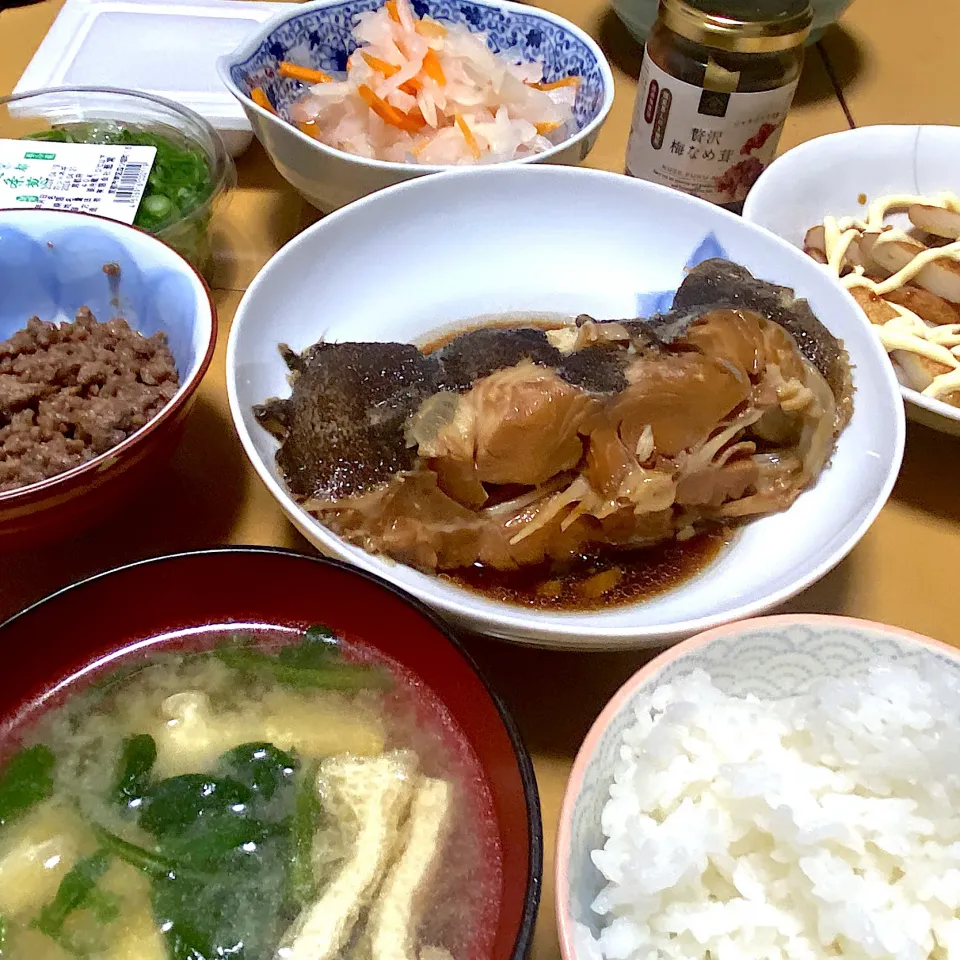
[216,628,392,691]
[111,733,157,810]
[290,759,322,908]
[0,744,55,828]
[284,623,340,666]
[138,773,254,837]
[151,835,293,960]
[94,824,188,879]
[32,850,117,943]
[218,743,298,801]
[126,742,310,960]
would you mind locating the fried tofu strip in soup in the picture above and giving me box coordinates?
[278,751,417,960]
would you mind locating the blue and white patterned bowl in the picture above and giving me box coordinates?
[217,0,615,211]
[555,614,960,958]
[0,210,216,546]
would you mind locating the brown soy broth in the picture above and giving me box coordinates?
[1,628,503,959]
[445,529,729,610]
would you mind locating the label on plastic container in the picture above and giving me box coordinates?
[0,139,156,224]
[625,52,798,208]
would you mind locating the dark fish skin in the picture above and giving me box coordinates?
[258,330,566,502]
[256,259,853,503]
[557,346,629,393]
[254,341,439,500]
[653,259,852,406]
[435,327,563,391]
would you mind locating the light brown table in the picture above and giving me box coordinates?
[2,1,959,956]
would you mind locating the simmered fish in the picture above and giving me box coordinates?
[255,261,853,574]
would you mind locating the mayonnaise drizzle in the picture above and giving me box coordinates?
[823,216,860,274]
[871,238,960,297]
[819,191,960,401]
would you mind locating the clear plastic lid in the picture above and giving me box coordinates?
[14,0,296,156]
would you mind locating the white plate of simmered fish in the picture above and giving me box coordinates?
[227,166,905,649]
[745,125,960,436]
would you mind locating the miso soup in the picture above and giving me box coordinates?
[0,626,503,959]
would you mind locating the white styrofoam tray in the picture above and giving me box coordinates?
[13,0,296,156]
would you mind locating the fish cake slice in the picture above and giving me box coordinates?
[892,350,953,393]
[848,286,900,325]
[885,284,960,326]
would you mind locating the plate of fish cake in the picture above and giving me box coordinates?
[227,165,905,649]
[744,125,960,436]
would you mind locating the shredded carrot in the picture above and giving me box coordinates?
[399,77,422,95]
[535,120,562,135]
[422,49,446,86]
[358,84,425,132]
[455,112,481,159]
[386,0,400,21]
[410,137,430,157]
[415,17,447,38]
[401,109,427,132]
[297,120,319,138]
[534,76,581,91]
[250,87,276,113]
[279,62,333,84]
[361,52,400,77]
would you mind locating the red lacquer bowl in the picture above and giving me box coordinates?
[0,209,217,549]
[0,547,542,959]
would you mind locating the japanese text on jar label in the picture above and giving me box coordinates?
[625,53,798,207]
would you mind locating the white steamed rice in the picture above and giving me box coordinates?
[577,664,960,960]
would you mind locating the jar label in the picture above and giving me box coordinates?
[625,51,798,207]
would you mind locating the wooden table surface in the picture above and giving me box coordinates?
[2,1,959,956]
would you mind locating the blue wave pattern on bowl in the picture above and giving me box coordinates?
[231,0,606,133]
[635,232,728,316]
[565,621,960,937]
[0,225,198,377]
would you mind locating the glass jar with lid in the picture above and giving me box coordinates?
[625,0,812,213]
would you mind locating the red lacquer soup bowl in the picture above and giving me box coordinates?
[0,547,542,959]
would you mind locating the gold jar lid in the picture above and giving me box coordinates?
[659,0,812,53]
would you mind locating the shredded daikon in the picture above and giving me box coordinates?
[284,0,579,164]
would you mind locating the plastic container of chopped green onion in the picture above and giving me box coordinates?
[0,87,235,280]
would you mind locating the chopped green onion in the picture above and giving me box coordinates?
[22,122,216,273]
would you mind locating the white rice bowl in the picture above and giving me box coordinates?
[557,616,960,960]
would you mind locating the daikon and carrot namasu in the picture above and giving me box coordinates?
[249,0,580,165]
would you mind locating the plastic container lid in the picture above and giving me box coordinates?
[13,0,296,156]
